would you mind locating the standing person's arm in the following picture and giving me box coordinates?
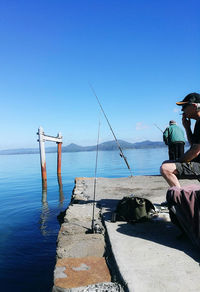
[163,128,169,145]
[182,114,193,145]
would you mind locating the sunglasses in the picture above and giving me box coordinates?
[182,104,190,110]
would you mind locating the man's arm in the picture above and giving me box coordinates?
[179,144,200,163]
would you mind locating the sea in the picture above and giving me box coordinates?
[0,147,169,291]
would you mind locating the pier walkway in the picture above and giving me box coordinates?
[53,176,200,292]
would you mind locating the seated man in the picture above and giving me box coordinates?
[160,92,200,187]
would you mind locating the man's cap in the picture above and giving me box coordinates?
[176,92,200,106]
[169,120,176,125]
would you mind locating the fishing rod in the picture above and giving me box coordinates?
[89,83,133,177]
[91,120,100,233]
[154,123,164,133]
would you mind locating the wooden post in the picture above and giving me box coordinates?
[42,187,47,204]
[57,132,64,204]
[57,173,64,204]
[57,132,62,175]
[38,127,47,189]
[37,127,63,190]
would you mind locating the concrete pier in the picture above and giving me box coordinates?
[53,176,200,292]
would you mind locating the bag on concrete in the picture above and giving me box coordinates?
[114,196,155,223]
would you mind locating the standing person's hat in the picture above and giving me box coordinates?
[169,120,176,125]
[176,92,200,105]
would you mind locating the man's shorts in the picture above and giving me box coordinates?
[175,162,200,179]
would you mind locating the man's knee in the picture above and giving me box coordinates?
[160,162,177,176]
[160,163,168,175]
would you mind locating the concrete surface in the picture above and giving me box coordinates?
[54,176,200,292]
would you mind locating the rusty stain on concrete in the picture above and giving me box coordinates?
[54,257,111,289]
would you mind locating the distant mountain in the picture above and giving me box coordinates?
[63,143,92,152]
[131,140,164,149]
[0,140,169,155]
[62,140,166,152]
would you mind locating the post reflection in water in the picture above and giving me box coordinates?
[40,188,49,236]
[41,174,65,206]
[39,175,65,235]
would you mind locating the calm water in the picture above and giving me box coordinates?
[0,147,168,291]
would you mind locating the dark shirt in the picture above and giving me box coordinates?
[191,119,200,162]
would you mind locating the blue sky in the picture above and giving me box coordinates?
[0,0,199,149]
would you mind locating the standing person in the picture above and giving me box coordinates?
[163,120,185,160]
[160,92,200,187]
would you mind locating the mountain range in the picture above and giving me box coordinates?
[0,140,168,155]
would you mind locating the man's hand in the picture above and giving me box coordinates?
[182,113,191,129]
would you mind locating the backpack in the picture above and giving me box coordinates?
[114,196,155,223]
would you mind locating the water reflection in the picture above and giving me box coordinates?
[41,174,65,205]
[39,175,65,235]
[40,187,49,236]
[40,200,49,236]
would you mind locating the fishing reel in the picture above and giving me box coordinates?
[93,223,102,234]
[89,219,103,234]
